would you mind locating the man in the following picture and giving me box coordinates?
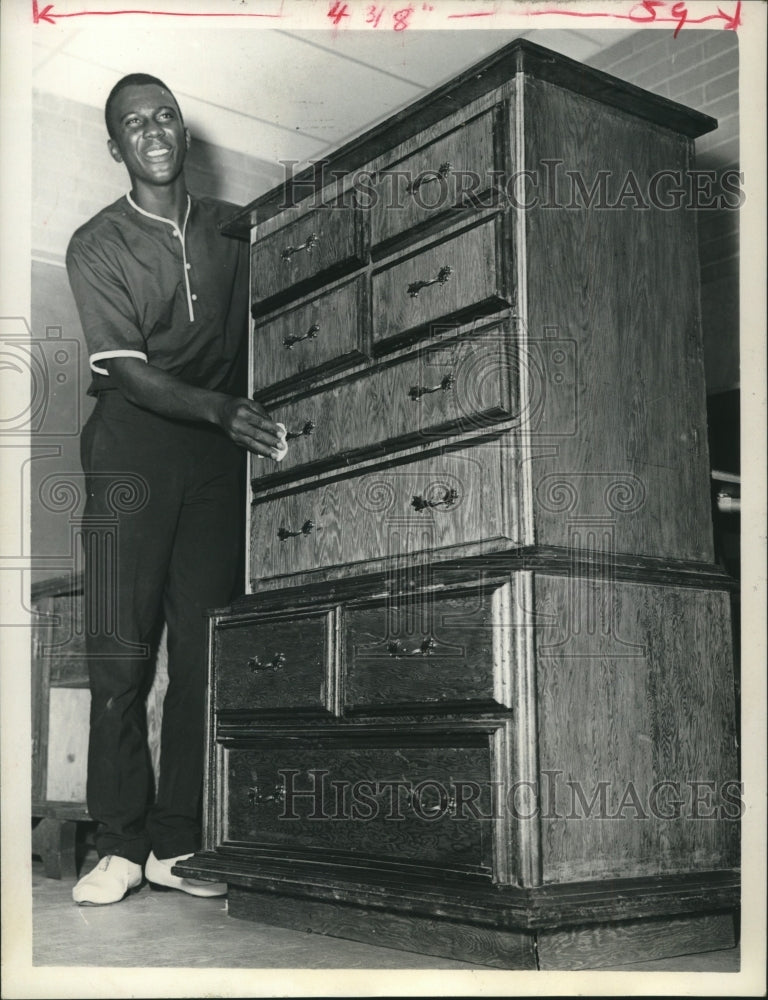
[66,73,284,905]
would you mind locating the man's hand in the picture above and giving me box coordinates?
[216,396,284,458]
[105,357,284,456]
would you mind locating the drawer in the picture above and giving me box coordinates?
[372,217,510,349]
[253,331,515,484]
[251,203,367,314]
[223,736,495,872]
[252,277,367,393]
[250,441,515,584]
[372,109,499,250]
[344,584,510,711]
[214,612,329,714]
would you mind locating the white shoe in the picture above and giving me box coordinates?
[144,851,227,897]
[72,855,143,905]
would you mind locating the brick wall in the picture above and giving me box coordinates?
[586,29,740,394]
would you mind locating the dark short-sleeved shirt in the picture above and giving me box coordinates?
[66,193,248,397]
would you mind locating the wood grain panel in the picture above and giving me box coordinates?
[215,613,328,713]
[372,217,510,348]
[534,574,739,883]
[521,77,713,560]
[45,688,89,801]
[252,203,366,313]
[224,740,495,871]
[250,442,513,582]
[372,108,498,250]
[537,911,735,970]
[344,585,503,710]
[253,332,515,483]
[252,277,366,393]
[228,887,537,969]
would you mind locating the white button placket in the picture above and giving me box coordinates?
[126,192,196,321]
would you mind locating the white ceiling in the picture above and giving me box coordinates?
[32,26,636,170]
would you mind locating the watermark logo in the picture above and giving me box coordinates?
[244,770,745,823]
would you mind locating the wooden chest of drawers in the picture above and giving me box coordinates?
[179,40,739,970]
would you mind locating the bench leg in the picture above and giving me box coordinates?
[31,817,78,880]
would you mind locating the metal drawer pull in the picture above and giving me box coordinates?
[407,265,452,298]
[285,420,315,441]
[411,487,459,512]
[278,519,314,541]
[406,789,457,817]
[387,637,437,658]
[247,651,286,673]
[408,161,451,194]
[281,232,318,261]
[283,323,320,349]
[247,782,286,807]
[409,373,454,401]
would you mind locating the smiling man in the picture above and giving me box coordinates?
[66,74,284,905]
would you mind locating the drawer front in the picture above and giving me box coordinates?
[345,585,507,711]
[372,217,510,348]
[224,738,495,871]
[250,442,513,582]
[215,614,328,713]
[252,277,367,393]
[254,333,515,483]
[372,110,498,249]
[252,204,366,313]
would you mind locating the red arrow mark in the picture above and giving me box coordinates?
[526,1,741,32]
[30,0,740,32]
[32,1,56,23]
[32,2,282,25]
[718,1,741,30]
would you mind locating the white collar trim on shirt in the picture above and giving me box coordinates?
[126,191,191,231]
[125,192,196,323]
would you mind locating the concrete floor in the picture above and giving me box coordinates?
[31,849,740,973]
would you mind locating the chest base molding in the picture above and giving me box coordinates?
[176,854,737,969]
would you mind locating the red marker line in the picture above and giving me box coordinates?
[33,2,282,25]
[446,1,740,32]
[526,2,740,31]
[31,0,741,33]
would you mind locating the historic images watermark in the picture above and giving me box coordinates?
[257,769,745,823]
[1,315,151,654]
[276,159,745,213]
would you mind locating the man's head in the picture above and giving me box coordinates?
[105,74,190,189]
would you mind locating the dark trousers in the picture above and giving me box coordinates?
[80,392,244,864]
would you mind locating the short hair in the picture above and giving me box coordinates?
[105,73,181,139]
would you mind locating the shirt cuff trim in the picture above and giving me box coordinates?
[90,351,148,376]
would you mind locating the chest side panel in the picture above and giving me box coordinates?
[521,78,714,562]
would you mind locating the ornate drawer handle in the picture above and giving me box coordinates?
[387,637,437,658]
[411,487,459,512]
[408,161,451,194]
[281,232,319,261]
[285,420,315,441]
[247,782,286,807]
[247,651,286,673]
[407,265,453,298]
[283,323,320,349]
[406,789,457,817]
[409,373,455,401]
[278,519,314,541]
[420,795,457,818]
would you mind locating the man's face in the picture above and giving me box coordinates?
[107,83,190,188]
